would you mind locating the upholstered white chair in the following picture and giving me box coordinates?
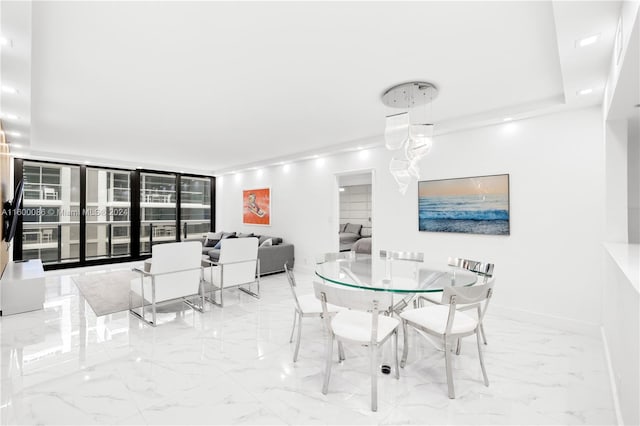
[417,257,494,345]
[202,237,260,307]
[284,263,342,362]
[314,281,399,412]
[129,241,204,327]
[400,280,494,399]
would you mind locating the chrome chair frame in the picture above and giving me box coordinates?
[401,281,494,399]
[129,266,206,327]
[284,263,343,362]
[417,257,494,346]
[202,258,261,307]
[314,281,399,412]
[379,249,425,315]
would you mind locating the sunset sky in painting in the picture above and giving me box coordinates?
[418,175,509,197]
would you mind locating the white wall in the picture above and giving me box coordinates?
[217,107,605,328]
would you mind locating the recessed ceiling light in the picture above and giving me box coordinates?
[84,160,91,164]
[576,34,600,48]
[503,117,513,122]
[578,88,593,96]
[2,86,18,94]
[8,131,21,137]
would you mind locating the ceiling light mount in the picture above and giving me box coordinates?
[381,82,439,109]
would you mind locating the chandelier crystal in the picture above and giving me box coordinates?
[381,82,438,194]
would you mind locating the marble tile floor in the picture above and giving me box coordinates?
[0,263,617,425]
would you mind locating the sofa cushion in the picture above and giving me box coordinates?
[361,227,372,238]
[339,223,347,232]
[204,238,219,247]
[204,232,222,247]
[214,234,237,249]
[237,232,255,238]
[344,223,362,234]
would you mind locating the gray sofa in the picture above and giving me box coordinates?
[200,232,294,275]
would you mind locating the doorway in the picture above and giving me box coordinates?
[336,171,373,255]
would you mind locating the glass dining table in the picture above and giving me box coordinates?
[315,254,478,296]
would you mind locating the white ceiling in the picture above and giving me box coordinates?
[0,1,622,174]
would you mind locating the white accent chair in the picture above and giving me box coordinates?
[314,281,400,412]
[284,263,342,362]
[417,257,494,345]
[129,241,204,327]
[400,280,494,399]
[202,237,260,307]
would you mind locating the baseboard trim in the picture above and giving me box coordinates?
[490,305,600,337]
[601,327,624,426]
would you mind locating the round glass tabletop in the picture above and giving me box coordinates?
[315,255,478,293]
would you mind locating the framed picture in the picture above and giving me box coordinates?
[242,187,271,226]
[418,174,510,235]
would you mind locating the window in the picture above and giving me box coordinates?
[86,168,132,260]
[140,172,177,254]
[181,176,211,239]
[15,160,214,269]
[21,161,80,265]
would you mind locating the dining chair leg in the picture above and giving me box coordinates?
[338,341,346,362]
[444,338,455,399]
[293,312,303,362]
[400,319,409,368]
[393,330,400,379]
[480,323,488,345]
[322,335,334,395]
[455,338,461,355]
[370,345,378,412]
[476,329,489,386]
[289,310,297,343]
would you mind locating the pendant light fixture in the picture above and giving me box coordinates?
[382,82,438,194]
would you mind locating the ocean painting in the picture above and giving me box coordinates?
[418,174,510,235]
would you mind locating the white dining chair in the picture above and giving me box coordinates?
[379,249,424,315]
[400,280,494,399]
[417,257,494,345]
[313,281,399,412]
[284,264,342,362]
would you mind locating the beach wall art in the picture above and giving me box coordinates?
[418,174,510,235]
[242,187,271,226]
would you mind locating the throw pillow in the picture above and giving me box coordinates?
[344,223,362,234]
[237,232,254,238]
[213,234,237,249]
[259,238,273,248]
[360,227,372,238]
[204,238,219,247]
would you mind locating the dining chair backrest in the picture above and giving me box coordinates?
[284,263,302,312]
[448,257,494,282]
[441,280,495,333]
[380,250,424,263]
[313,281,393,313]
[316,251,355,264]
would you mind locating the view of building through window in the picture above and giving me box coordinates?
[17,161,213,266]
[22,161,81,264]
[86,168,132,259]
